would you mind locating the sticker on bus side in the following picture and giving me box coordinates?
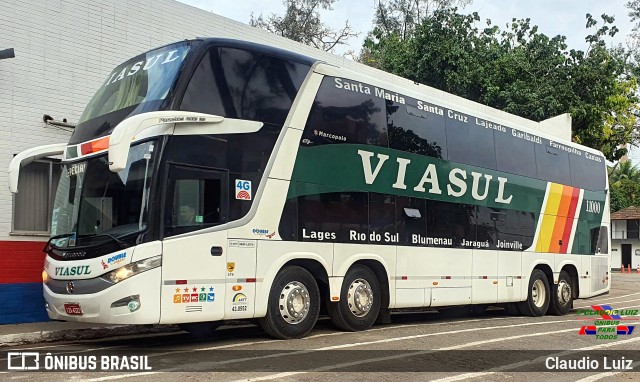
[235,179,252,200]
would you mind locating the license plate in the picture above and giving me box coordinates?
[64,303,83,316]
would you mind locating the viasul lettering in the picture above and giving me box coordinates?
[54,266,91,277]
[357,149,513,205]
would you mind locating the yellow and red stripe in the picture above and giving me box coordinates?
[535,183,581,253]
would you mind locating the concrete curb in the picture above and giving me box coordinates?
[0,325,181,347]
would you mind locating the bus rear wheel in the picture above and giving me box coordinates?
[548,270,573,315]
[328,265,381,332]
[518,269,550,317]
[259,265,320,339]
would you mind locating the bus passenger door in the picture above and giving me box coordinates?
[160,165,228,324]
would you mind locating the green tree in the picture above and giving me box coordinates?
[609,160,640,185]
[363,9,639,161]
[250,0,358,53]
[624,1,640,76]
[608,161,640,212]
[361,0,471,65]
[610,178,640,212]
[373,0,471,40]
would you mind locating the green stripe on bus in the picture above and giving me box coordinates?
[290,144,548,213]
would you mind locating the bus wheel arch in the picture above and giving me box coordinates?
[328,260,387,331]
[561,264,580,300]
[518,264,552,317]
[353,259,390,310]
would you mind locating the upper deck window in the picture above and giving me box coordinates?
[180,47,310,125]
[389,102,447,159]
[78,42,191,124]
[302,77,387,146]
[535,142,571,186]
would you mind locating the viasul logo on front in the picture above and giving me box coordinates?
[577,305,638,340]
[54,265,91,277]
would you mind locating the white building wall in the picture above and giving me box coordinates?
[0,0,572,241]
[611,220,640,271]
[610,240,640,270]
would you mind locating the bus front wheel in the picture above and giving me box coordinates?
[518,269,550,317]
[259,265,320,339]
[328,264,381,331]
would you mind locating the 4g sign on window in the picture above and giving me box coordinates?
[235,180,252,201]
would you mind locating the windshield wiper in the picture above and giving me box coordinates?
[91,233,128,249]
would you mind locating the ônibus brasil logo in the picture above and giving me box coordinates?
[577,305,638,340]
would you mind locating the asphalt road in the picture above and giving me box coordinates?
[2,272,640,382]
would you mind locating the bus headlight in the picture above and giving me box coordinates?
[103,256,162,284]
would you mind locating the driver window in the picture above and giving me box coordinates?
[165,166,227,237]
[173,179,204,226]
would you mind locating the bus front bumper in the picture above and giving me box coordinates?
[43,267,161,325]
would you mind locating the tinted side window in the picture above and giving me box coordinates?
[298,192,368,243]
[570,154,606,191]
[596,226,608,254]
[475,206,535,250]
[181,47,310,125]
[445,111,497,170]
[388,102,447,159]
[369,193,396,244]
[426,199,476,248]
[535,142,571,185]
[303,77,387,146]
[396,197,426,245]
[495,128,537,179]
[179,50,224,117]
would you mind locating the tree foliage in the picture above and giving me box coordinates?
[608,161,640,212]
[250,0,358,53]
[624,0,640,77]
[373,0,471,40]
[363,9,639,161]
[610,177,640,211]
[609,159,640,185]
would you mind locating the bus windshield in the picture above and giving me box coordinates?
[50,141,157,248]
[78,42,191,124]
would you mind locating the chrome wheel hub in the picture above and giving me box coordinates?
[279,281,310,324]
[532,279,546,308]
[347,278,373,317]
[557,280,571,305]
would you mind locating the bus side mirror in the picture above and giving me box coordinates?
[8,143,67,193]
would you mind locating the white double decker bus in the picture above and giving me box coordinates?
[9,39,610,339]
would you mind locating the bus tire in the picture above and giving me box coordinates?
[259,265,320,339]
[328,264,381,332]
[179,321,221,337]
[517,269,550,317]
[548,270,573,315]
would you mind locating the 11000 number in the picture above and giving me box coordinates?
[585,200,601,214]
